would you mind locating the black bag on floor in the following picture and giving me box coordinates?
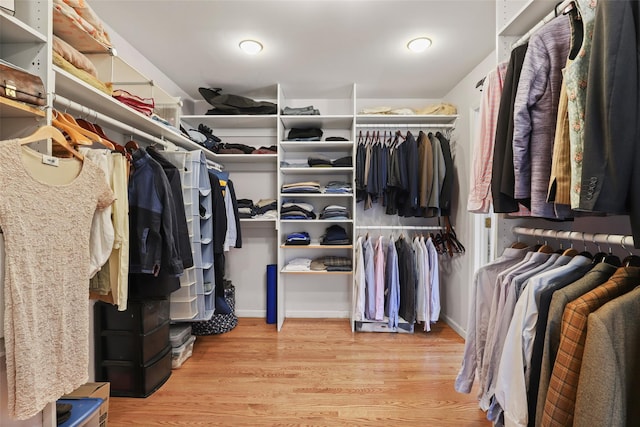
[191,282,238,335]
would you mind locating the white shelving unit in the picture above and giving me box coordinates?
[275,84,357,331]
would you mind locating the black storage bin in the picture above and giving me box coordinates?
[99,320,170,365]
[94,298,171,397]
[96,299,169,334]
[99,345,172,397]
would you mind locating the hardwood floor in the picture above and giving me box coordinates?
[107,318,489,426]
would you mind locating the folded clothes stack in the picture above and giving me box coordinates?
[319,205,350,220]
[287,128,323,141]
[236,199,256,219]
[310,256,352,272]
[281,181,321,193]
[281,105,321,115]
[281,201,316,219]
[320,225,351,245]
[306,155,353,168]
[283,257,313,271]
[285,231,311,246]
[325,181,353,194]
[255,198,277,218]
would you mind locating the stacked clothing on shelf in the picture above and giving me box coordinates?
[319,205,350,220]
[236,199,256,219]
[285,232,311,246]
[307,155,353,168]
[325,181,353,194]
[280,201,316,219]
[255,198,277,219]
[287,128,323,141]
[198,87,277,115]
[310,256,352,272]
[283,257,312,271]
[281,105,321,115]
[281,181,321,193]
[320,225,351,245]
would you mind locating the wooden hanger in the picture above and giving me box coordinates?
[72,117,116,150]
[620,236,640,267]
[51,110,93,146]
[18,125,84,161]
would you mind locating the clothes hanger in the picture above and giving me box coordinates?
[18,125,84,161]
[536,230,554,254]
[51,110,93,146]
[554,230,565,254]
[591,233,608,264]
[74,118,116,151]
[57,110,109,148]
[621,236,640,267]
[602,234,621,267]
[577,232,593,259]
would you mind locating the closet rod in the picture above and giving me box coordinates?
[355,124,455,129]
[356,225,444,231]
[52,94,176,149]
[512,227,635,248]
[511,0,575,49]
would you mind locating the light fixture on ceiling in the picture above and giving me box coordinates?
[407,37,432,53]
[239,39,263,55]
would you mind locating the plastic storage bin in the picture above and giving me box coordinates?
[99,320,170,365]
[169,324,192,347]
[171,335,196,369]
[99,345,172,397]
[96,299,169,334]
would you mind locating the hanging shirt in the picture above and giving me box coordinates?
[385,237,400,328]
[363,237,376,320]
[373,236,386,320]
[426,236,440,323]
[492,255,592,427]
[455,247,528,394]
[468,62,508,213]
[353,237,366,321]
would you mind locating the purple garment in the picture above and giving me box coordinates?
[512,14,572,219]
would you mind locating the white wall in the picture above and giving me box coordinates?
[439,51,497,337]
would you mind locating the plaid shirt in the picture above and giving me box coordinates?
[541,266,640,426]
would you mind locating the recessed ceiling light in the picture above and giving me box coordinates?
[407,37,432,53]
[239,39,263,55]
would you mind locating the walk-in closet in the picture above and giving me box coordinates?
[1,1,638,426]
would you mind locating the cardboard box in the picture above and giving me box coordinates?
[63,382,110,427]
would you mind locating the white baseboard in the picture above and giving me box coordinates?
[285,310,350,318]
[235,309,266,318]
[441,314,466,339]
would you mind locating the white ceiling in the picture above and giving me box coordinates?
[91,0,496,102]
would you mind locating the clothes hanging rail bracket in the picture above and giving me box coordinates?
[511,0,575,49]
[512,226,634,248]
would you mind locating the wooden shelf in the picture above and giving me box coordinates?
[279,192,353,198]
[279,141,353,152]
[182,114,278,129]
[0,96,45,118]
[280,270,353,275]
[498,0,558,36]
[355,114,458,125]
[280,167,353,175]
[280,115,354,129]
[0,11,46,43]
[280,244,353,249]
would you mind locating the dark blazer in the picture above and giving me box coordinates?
[580,0,640,246]
[492,43,528,213]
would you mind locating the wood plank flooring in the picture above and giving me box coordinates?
[107,318,489,426]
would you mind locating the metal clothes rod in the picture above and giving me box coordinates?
[512,227,635,248]
[356,225,444,231]
[512,0,575,49]
[355,124,455,129]
[53,94,176,149]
